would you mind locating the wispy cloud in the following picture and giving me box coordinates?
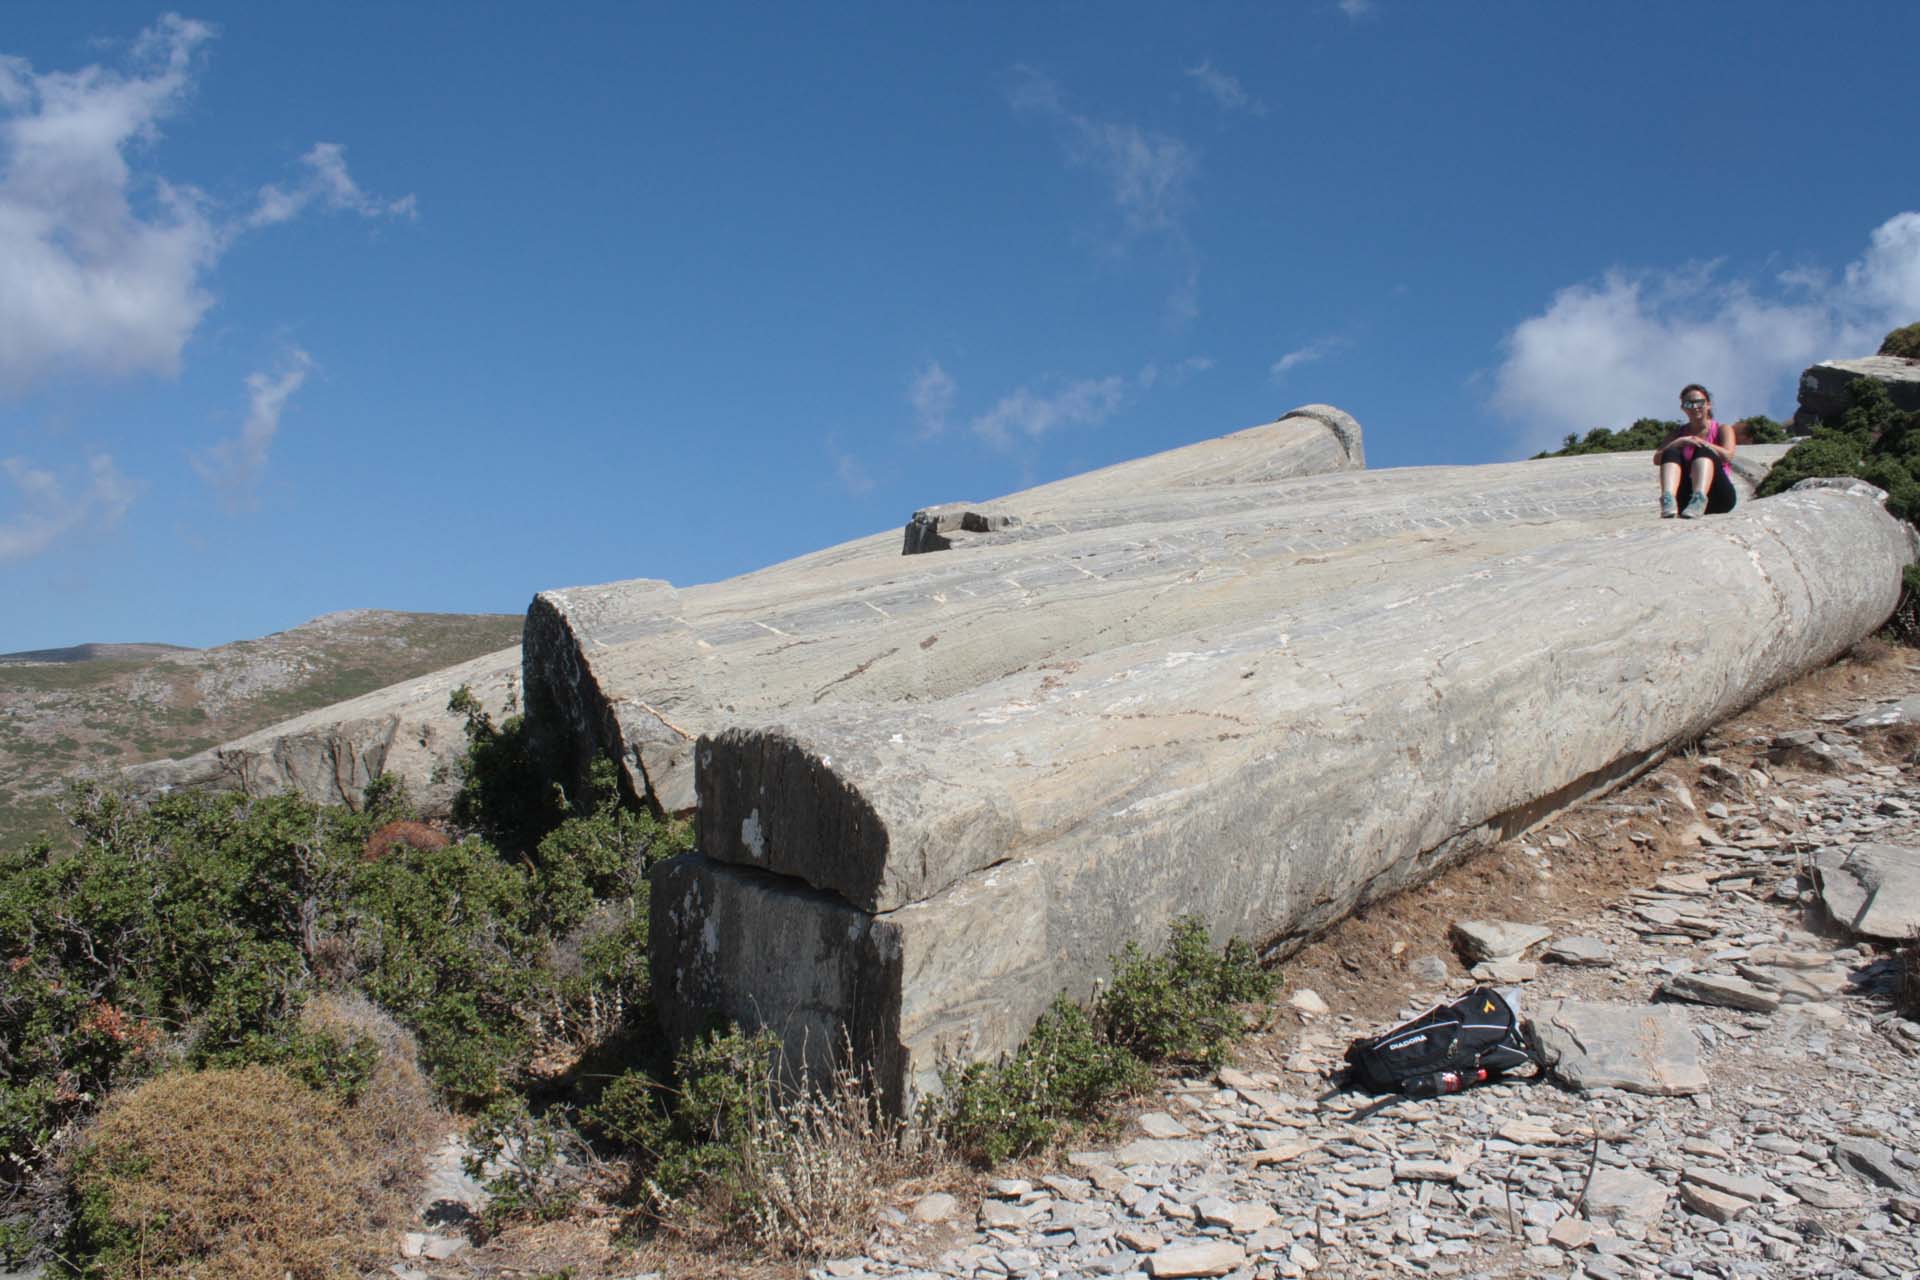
[1338,0,1375,18]
[192,349,313,509]
[1186,61,1266,116]
[0,16,412,395]
[247,142,416,229]
[1137,356,1215,388]
[971,375,1128,448]
[0,452,136,561]
[1271,337,1347,379]
[1491,211,1920,452]
[908,360,956,437]
[833,449,873,496]
[1009,66,1200,324]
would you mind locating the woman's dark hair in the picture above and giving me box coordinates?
[1680,383,1712,402]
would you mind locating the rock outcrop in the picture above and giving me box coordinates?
[654,472,1909,1106]
[123,646,520,814]
[521,409,1368,815]
[1795,355,1920,426]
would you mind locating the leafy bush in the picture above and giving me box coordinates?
[0,716,686,1251]
[940,997,1147,1165]
[936,914,1268,1166]
[1536,418,1676,459]
[1881,322,1920,360]
[1100,915,1275,1065]
[587,1024,781,1203]
[65,1064,423,1280]
[1756,377,1920,517]
[464,1095,588,1233]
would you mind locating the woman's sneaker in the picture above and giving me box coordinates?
[1661,494,1678,518]
[1680,492,1708,519]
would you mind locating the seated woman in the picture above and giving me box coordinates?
[1654,383,1737,519]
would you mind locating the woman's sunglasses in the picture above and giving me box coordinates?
[1681,398,1709,408]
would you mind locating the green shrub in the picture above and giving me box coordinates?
[1536,417,1675,459]
[934,915,1267,1166]
[1099,915,1274,1065]
[448,686,564,852]
[1880,322,1920,360]
[464,1095,585,1232]
[1757,377,1920,506]
[939,997,1147,1165]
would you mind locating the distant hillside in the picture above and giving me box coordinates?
[0,642,197,665]
[0,610,523,851]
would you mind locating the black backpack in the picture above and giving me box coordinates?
[1341,987,1543,1100]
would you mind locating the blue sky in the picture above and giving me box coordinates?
[3,3,1918,652]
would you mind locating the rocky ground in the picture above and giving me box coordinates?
[392,643,1920,1280]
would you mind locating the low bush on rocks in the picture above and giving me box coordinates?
[1100,915,1275,1065]
[1758,377,1920,516]
[939,915,1272,1165]
[580,1024,938,1257]
[1881,321,1920,361]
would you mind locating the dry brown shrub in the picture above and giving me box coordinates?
[68,1003,441,1280]
[299,992,442,1182]
[72,1066,386,1279]
[362,819,450,862]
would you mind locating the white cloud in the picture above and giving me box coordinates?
[247,142,416,229]
[192,348,313,508]
[1271,337,1347,379]
[1137,355,1214,389]
[909,360,956,437]
[971,375,1128,447]
[1010,66,1200,321]
[833,450,873,496]
[1186,61,1266,116]
[1338,0,1375,17]
[0,16,412,395]
[1491,211,1920,453]
[0,451,135,561]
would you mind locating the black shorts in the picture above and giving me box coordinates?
[1664,452,1737,514]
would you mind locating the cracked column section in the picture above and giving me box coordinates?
[652,487,1917,1110]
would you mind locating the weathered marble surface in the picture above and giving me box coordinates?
[522,409,1368,813]
[656,448,1920,1106]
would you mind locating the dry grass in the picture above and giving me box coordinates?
[729,1059,946,1257]
[73,1067,386,1279]
[67,998,440,1280]
[299,992,443,1164]
[637,1048,951,1264]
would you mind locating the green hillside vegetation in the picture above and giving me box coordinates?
[1535,413,1789,460]
[1,689,1274,1271]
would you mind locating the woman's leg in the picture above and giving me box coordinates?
[1660,460,1682,496]
[1706,466,1738,514]
[1689,456,1714,495]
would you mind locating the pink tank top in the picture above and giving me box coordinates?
[1677,421,1732,478]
